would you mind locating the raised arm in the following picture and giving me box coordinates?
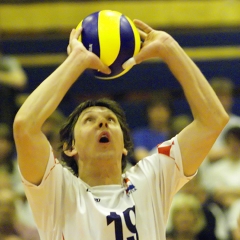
[123,20,229,176]
[13,28,110,185]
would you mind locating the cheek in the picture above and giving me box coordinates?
[119,132,126,150]
[74,127,94,148]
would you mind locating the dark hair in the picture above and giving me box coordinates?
[224,126,240,143]
[210,77,234,95]
[146,90,173,114]
[59,98,133,176]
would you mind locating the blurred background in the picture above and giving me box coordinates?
[0,1,240,240]
[0,0,239,129]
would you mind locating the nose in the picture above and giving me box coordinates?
[99,120,108,128]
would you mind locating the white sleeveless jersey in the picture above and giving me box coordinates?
[21,136,194,240]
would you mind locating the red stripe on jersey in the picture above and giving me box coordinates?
[158,145,171,157]
[158,140,181,171]
[43,158,60,182]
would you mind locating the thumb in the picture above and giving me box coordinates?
[122,57,136,70]
[97,62,111,75]
[122,46,151,69]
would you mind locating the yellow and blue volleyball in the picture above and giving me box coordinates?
[76,10,141,80]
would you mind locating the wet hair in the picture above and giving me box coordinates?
[59,98,133,176]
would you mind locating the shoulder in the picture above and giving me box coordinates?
[156,137,179,159]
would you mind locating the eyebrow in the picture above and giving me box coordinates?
[80,108,113,118]
[79,111,95,120]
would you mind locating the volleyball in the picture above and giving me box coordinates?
[76,10,141,80]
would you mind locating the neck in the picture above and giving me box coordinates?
[78,159,122,187]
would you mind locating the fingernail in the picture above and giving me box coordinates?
[122,58,136,70]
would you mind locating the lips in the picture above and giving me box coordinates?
[98,131,110,143]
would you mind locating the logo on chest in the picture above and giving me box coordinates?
[124,178,137,196]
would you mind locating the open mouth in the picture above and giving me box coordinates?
[99,136,109,143]
[99,132,110,143]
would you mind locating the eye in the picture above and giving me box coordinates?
[108,117,115,122]
[85,117,93,123]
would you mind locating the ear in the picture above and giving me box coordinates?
[63,143,78,157]
[123,148,128,156]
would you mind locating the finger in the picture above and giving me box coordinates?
[69,29,76,45]
[67,45,71,55]
[122,46,151,69]
[133,19,153,34]
[122,57,136,70]
[74,27,82,40]
[98,64,111,75]
[138,29,147,40]
[67,44,74,55]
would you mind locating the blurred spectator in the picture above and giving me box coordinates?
[132,91,172,162]
[0,188,21,238]
[0,188,40,240]
[169,114,192,138]
[227,199,240,240]
[148,114,192,156]
[200,126,240,239]
[0,123,39,238]
[201,126,240,207]
[180,173,227,240]
[0,123,15,174]
[207,77,240,162]
[0,52,27,127]
[166,193,215,240]
[0,169,13,191]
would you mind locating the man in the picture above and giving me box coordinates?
[0,51,27,127]
[13,20,228,239]
[207,77,240,162]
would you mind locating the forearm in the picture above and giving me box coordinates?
[126,20,229,175]
[15,48,88,131]
[162,38,228,129]
[161,38,229,176]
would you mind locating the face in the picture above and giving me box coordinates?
[217,93,233,113]
[148,105,171,127]
[226,135,240,157]
[67,106,127,166]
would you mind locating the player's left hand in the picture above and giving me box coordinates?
[122,19,173,69]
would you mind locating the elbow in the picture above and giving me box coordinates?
[201,110,229,136]
[214,111,229,133]
[220,111,230,129]
[13,113,34,138]
[13,114,28,136]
